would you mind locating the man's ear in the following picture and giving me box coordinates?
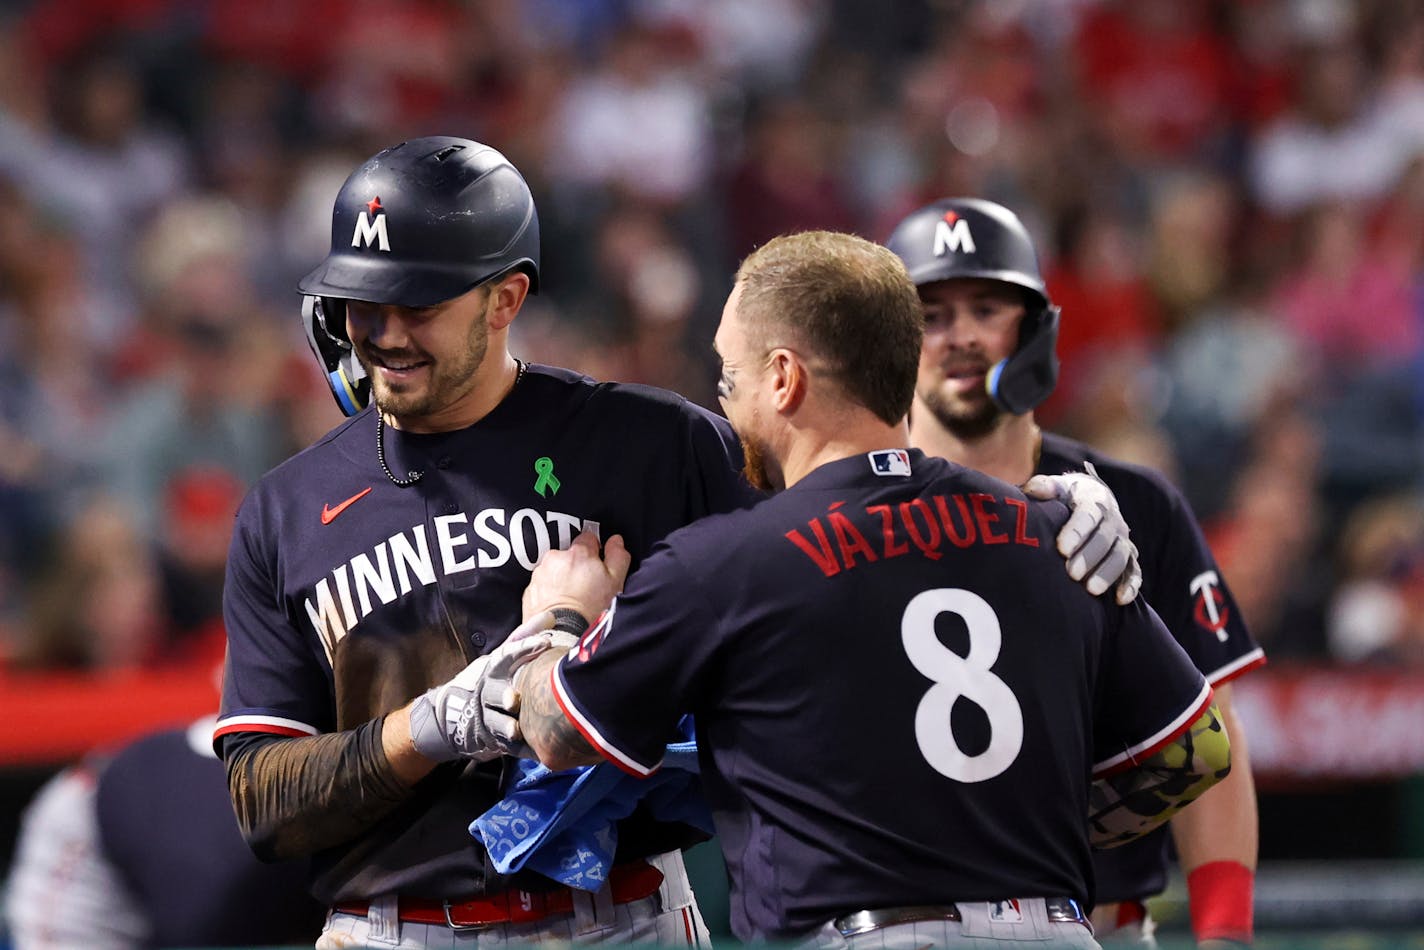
[487,273,531,331]
[767,348,808,414]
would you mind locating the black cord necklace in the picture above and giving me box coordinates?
[376,359,527,488]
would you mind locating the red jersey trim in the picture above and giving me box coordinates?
[1205,648,1267,687]
[550,662,661,778]
[212,715,319,744]
[1094,681,1215,779]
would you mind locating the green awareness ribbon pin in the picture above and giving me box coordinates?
[533,456,561,497]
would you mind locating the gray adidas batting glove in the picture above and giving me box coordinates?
[409,611,561,762]
[1023,469,1143,606]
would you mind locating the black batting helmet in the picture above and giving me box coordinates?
[885,197,1059,416]
[298,136,541,415]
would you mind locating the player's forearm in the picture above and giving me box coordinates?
[1170,686,1258,871]
[515,652,603,771]
[1089,703,1231,848]
[224,717,416,862]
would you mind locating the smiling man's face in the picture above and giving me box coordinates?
[346,284,492,425]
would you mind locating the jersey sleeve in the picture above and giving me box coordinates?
[552,545,721,777]
[1122,468,1265,686]
[214,490,333,749]
[1092,599,1214,778]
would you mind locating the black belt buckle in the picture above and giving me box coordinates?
[834,905,962,937]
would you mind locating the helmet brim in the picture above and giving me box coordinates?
[906,262,1049,309]
[297,254,477,308]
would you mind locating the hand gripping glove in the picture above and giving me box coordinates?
[409,612,561,762]
[1023,468,1143,605]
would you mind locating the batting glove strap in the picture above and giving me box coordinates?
[409,651,498,762]
[409,687,460,762]
[550,607,591,637]
[1187,860,1254,943]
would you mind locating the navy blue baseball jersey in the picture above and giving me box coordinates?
[96,720,326,947]
[553,448,1212,942]
[215,364,754,903]
[1037,433,1264,903]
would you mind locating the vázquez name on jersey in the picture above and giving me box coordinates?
[786,492,1039,578]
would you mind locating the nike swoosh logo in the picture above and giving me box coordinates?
[321,487,373,524]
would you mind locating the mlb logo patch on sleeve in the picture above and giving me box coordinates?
[868,449,911,477]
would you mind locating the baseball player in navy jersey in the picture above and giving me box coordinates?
[886,198,1267,947]
[492,231,1232,948]
[214,138,1144,949]
[5,715,324,949]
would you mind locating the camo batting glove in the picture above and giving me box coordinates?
[409,611,560,762]
[1023,468,1143,606]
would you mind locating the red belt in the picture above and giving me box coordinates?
[333,860,664,929]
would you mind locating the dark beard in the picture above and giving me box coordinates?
[918,385,1003,440]
[356,302,490,419]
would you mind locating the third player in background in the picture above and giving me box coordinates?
[887,198,1266,947]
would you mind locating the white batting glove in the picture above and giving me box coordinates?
[409,611,561,762]
[1023,470,1143,606]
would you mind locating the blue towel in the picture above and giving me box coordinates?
[470,722,711,891]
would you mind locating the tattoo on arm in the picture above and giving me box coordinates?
[515,652,602,771]
[1089,703,1232,848]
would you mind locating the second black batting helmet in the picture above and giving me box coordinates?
[885,197,1059,416]
[297,136,541,415]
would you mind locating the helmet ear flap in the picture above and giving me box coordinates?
[302,295,370,416]
[987,305,1059,416]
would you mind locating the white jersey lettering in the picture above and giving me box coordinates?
[390,526,436,594]
[436,514,476,575]
[301,507,601,654]
[509,507,551,570]
[473,508,512,567]
[351,544,397,616]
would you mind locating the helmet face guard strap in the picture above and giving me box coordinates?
[987,305,1060,416]
[302,295,369,416]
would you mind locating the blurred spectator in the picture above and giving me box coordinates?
[725,96,855,261]
[1,40,188,329]
[548,19,713,206]
[1145,171,1240,327]
[1071,0,1235,166]
[1328,493,1424,666]
[99,197,290,537]
[1158,275,1304,518]
[1250,33,1424,215]
[1207,407,1328,656]
[1271,201,1418,372]
[155,465,243,666]
[19,497,168,671]
[1041,202,1163,423]
[0,0,1415,689]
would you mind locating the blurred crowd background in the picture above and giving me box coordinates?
[2,0,1424,942]
[3,0,1424,678]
